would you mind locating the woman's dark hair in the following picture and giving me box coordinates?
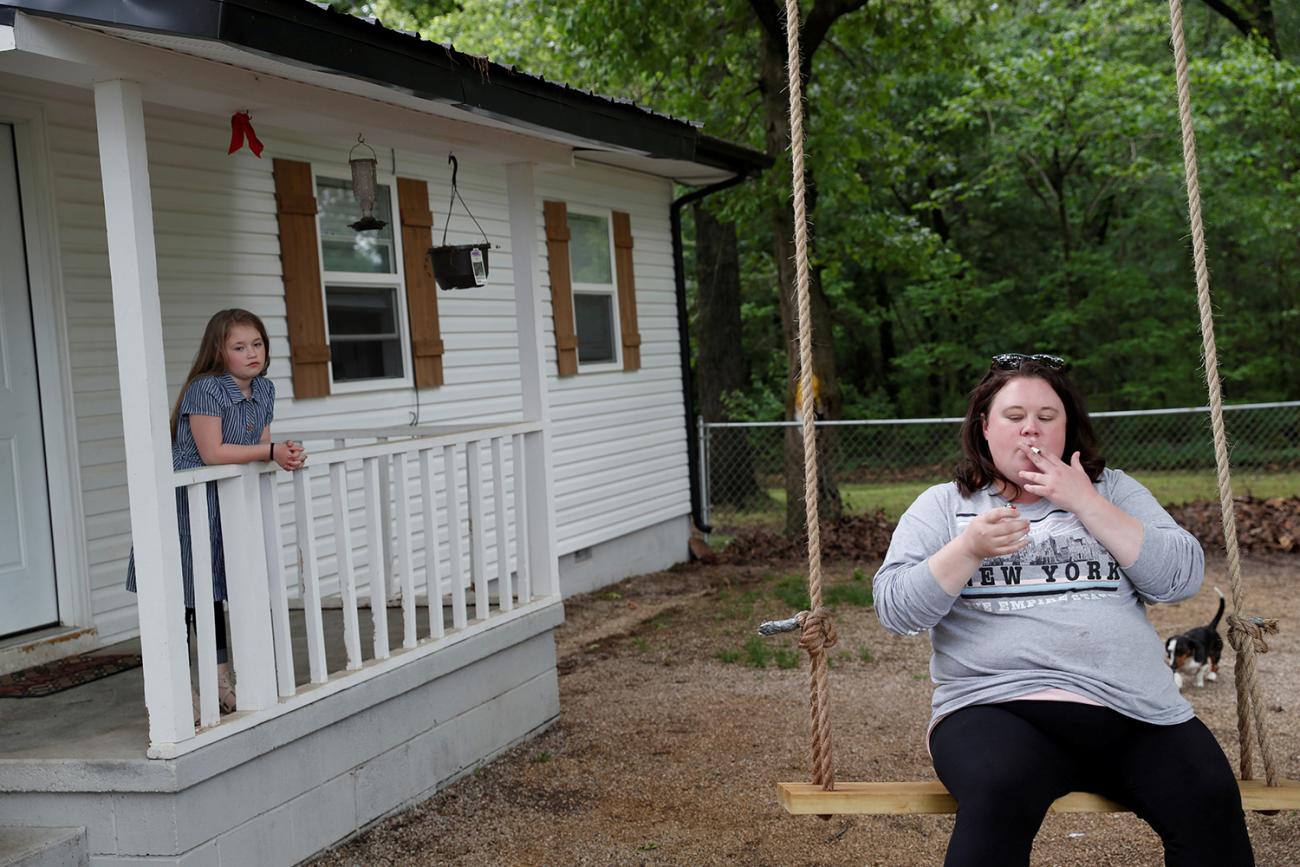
[954,360,1105,498]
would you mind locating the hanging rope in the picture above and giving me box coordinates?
[782,0,837,792]
[1166,0,1280,787]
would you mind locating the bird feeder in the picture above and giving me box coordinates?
[347,134,387,232]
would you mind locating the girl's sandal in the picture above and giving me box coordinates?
[216,665,237,714]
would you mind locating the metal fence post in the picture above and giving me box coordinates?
[697,415,711,532]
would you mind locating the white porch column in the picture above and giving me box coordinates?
[94,79,191,745]
[506,163,560,599]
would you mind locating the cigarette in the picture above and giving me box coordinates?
[1030,446,1042,455]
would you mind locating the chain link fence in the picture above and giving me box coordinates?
[700,401,1300,533]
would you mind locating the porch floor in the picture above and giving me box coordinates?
[0,601,457,763]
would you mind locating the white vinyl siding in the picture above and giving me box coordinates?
[536,164,691,555]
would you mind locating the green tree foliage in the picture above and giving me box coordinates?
[333,0,1300,416]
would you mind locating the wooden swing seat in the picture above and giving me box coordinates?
[777,779,1300,815]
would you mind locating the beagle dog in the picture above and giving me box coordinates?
[1165,587,1225,690]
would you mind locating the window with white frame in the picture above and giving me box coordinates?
[316,175,409,385]
[567,210,620,367]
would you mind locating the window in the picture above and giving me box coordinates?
[567,211,619,367]
[316,175,409,386]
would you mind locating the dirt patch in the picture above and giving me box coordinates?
[310,554,1300,866]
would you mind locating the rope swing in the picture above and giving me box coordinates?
[1166,0,1280,787]
[770,0,1298,815]
[782,0,837,794]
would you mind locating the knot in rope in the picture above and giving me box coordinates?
[796,608,838,656]
[1227,614,1279,655]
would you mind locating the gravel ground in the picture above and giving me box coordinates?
[311,554,1300,866]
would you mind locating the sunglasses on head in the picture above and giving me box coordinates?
[991,353,1067,371]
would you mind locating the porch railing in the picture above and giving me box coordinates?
[151,421,555,756]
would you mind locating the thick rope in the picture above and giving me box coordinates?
[1167,0,1279,786]
[783,0,835,792]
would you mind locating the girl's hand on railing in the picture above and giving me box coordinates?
[273,440,307,471]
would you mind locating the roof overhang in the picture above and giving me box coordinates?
[0,0,770,184]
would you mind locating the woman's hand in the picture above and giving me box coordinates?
[960,507,1030,560]
[273,440,307,471]
[1018,448,1099,513]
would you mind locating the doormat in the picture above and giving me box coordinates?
[0,654,143,698]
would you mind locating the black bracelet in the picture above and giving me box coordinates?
[269,441,275,462]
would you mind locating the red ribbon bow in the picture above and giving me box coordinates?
[228,111,264,157]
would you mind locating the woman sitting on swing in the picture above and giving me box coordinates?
[873,353,1254,867]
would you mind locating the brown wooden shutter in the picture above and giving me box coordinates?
[272,158,330,398]
[543,201,579,377]
[396,177,445,388]
[611,211,642,372]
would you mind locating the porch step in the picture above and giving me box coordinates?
[0,828,86,867]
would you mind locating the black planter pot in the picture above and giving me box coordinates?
[429,243,490,290]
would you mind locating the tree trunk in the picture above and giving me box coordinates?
[695,204,763,510]
[1199,0,1281,60]
[758,28,844,536]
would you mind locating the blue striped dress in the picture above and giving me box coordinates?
[125,374,276,607]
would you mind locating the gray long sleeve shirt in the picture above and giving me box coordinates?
[873,469,1201,730]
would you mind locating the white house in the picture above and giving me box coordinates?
[0,2,765,864]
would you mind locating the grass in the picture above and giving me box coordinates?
[772,646,800,669]
[711,469,1300,526]
[771,575,810,611]
[724,572,877,670]
[743,636,771,668]
[770,572,873,611]
[713,589,762,623]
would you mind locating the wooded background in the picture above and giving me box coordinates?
[335,0,1300,528]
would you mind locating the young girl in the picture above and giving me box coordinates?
[126,309,306,725]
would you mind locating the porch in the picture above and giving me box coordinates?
[0,600,563,865]
[0,420,565,862]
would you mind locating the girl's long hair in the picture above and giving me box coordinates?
[954,361,1105,499]
[171,309,271,439]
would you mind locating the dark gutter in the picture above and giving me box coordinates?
[671,174,749,536]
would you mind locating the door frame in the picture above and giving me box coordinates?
[0,93,92,631]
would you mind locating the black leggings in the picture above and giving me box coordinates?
[184,602,229,665]
[929,701,1253,867]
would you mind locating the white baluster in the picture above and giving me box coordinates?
[393,451,417,649]
[329,461,362,670]
[420,448,444,639]
[220,470,277,710]
[292,468,328,683]
[362,457,390,660]
[260,473,296,696]
[491,437,512,613]
[512,433,530,605]
[466,440,488,621]
[377,439,395,603]
[188,483,219,728]
[443,444,468,630]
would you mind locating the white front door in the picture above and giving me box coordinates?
[0,123,58,638]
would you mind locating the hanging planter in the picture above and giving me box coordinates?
[430,154,492,290]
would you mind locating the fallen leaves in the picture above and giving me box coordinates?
[1166,496,1300,554]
